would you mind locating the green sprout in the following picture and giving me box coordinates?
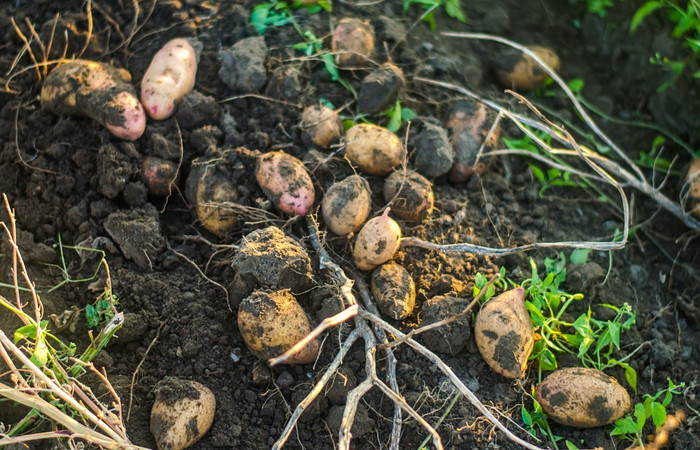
[403,0,467,30]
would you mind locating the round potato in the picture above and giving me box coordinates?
[383,169,434,222]
[536,367,631,428]
[353,209,402,271]
[474,287,534,378]
[331,18,374,67]
[238,289,320,364]
[185,156,239,237]
[685,157,700,219]
[255,151,315,216]
[150,377,215,450]
[301,104,342,149]
[322,175,372,236]
[345,123,403,176]
[494,45,560,91]
[371,262,415,320]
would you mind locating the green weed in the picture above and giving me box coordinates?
[384,99,417,133]
[402,0,466,30]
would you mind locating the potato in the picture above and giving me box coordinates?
[141,38,198,120]
[474,287,534,378]
[185,156,239,236]
[371,262,415,320]
[255,151,315,216]
[357,63,405,115]
[322,175,372,236]
[331,18,374,67]
[301,104,342,149]
[237,289,320,364]
[353,209,402,271]
[536,367,631,428]
[150,377,215,450]
[494,45,560,91]
[685,156,700,219]
[345,123,403,176]
[143,156,178,197]
[383,169,434,222]
[41,60,146,141]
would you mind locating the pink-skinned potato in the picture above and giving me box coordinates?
[353,209,402,271]
[255,151,315,216]
[141,38,198,120]
[41,60,146,140]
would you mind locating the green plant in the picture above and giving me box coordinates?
[611,378,685,447]
[384,99,417,133]
[583,0,615,16]
[521,387,582,450]
[402,0,466,30]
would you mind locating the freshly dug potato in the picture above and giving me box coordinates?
[141,38,198,120]
[353,209,402,271]
[143,156,178,197]
[371,262,415,320]
[345,123,403,176]
[41,60,146,141]
[357,63,405,115]
[383,169,434,222]
[185,155,239,236]
[150,377,215,450]
[536,367,632,428]
[474,287,534,378]
[685,157,700,219]
[255,151,315,216]
[322,175,372,236]
[331,18,374,67]
[494,45,560,91]
[446,100,501,183]
[301,104,342,149]
[237,289,320,364]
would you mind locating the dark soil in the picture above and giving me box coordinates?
[1,1,699,449]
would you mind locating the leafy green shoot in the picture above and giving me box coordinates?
[403,0,466,30]
[384,99,417,133]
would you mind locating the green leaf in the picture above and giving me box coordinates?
[611,416,639,435]
[401,107,417,121]
[387,100,402,133]
[521,405,533,426]
[14,323,38,342]
[31,338,49,367]
[630,1,662,32]
[444,0,467,22]
[529,164,546,183]
[634,402,648,429]
[321,53,340,81]
[569,248,591,265]
[650,401,667,429]
[565,441,580,450]
[567,78,585,94]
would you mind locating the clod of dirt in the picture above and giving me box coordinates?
[327,404,375,438]
[420,295,472,355]
[232,226,314,299]
[150,377,216,450]
[255,150,315,216]
[97,143,137,199]
[265,65,302,101]
[371,262,416,320]
[142,156,178,197]
[410,123,455,178]
[474,287,534,378]
[301,104,342,149]
[175,90,222,129]
[446,100,501,183]
[535,367,631,428]
[324,367,358,405]
[357,62,405,115]
[219,36,268,92]
[41,60,146,141]
[383,169,434,222]
[331,18,374,67]
[345,123,404,176]
[103,205,166,271]
[321,174,372,236]
[494,45,560,91]
[237,289,319,364]
[685,156,700,219]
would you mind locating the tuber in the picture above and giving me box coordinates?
[255,151,315,216]
[321,175,372,236]
[383,169,434,222]
[353,209,402,271]
[345,123,403,176]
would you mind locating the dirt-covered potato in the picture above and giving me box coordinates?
[345,123,403,176]
[41,60,146,141]
[494,45,560,91]
[141,38,198,120]
[331,18,374,67]
[685,156,700,219]
[143,156,178,197]
[536,367,631,428]
[301,104,342,149]
[322,175,372,236]
[371,262,415,320]
[383,169,434,222]
[150,377,215,450]
[255,151,315,216]
[237,289,320,364]
[357,63,405,115]
[185,155,239,236]
[353,209,402,271]
[474,287,534,378]
[446,100,501,183]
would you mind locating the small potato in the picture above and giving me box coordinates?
[536,367,631,428]
[353,209,402,271]
[255,151,315,216]
[238,289,320,364]
[383,169,434,222]
[494,45,560,91]
[141,38,198,120]
[685,157,700,219]
[331,18,374,67]
[41,60,146,140]
[322,175,372,236]
[185,156,239,236]
[474,287,534,378]
[345,123,403,176]
[371,262,415,320]
[143,156,178,196]
[301,104,342,149]
[150,377,215,450]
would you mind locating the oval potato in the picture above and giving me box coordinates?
[474,287,534,378]
[371,262,415,320]
[331,18,374,67]
[353,210,402,271]
[495,45,560,91]
[322,175,372,236]
[536,367,632,428]
[383,169,434,222]
[255,151,315,216]
[141,38,198,120]
[301,104,342,149]
[185,156,239,236]
[345,124,403,176]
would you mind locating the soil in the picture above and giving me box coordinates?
[0,1,699,449]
